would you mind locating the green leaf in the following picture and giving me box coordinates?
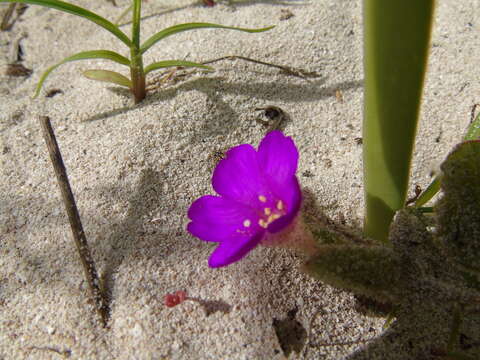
[114,4,133,25]
[415,109,480,208]
[83,69,131,88]
[363,0,435,241]
[464,108,480,141]
[144,60,213,75]
[0,0,132,47]
[140,22,274,55]
[445,352,478,360]
[303,244,400,304]
[132,0,141,48]
[436,140,480,272]
[414,178,441,208]
[34,50,130,97]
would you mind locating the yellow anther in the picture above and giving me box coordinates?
[267,214,281,224]
[258,195,267,203]
[276,200,284,211]
[264,207,271,216]
[258,219,268,229]
[243,219,251,228]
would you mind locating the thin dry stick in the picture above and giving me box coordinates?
[470,103,480,124]
[39,116,108,327]
[146,55,320,92]
[0,3,17,31]
[201,55,321,79]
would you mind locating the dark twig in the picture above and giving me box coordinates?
[39,116,108,327]
[470,103,480,124]
[201,55,320,80]
[1,3,16,31]
[146,55,320,92]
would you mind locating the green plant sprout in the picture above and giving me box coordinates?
[302,1,480,357]
[305,140,480,359]
[0,0,273,103]
[362,0,434,242]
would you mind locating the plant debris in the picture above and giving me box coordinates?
[6,63,32,77]
[280,9,294,21]
[46,89,64,98]
[255,105,288,132]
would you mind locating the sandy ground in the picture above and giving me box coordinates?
[1,0,479,359]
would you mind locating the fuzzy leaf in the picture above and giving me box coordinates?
[415,111,480,208]
[303,244,400,303]
[445,352,478,360]
[140,22,274,55]
[0,0,132,47]
[311,228,346,245]
[436,140,480,273]
[83,69,131,88]
[144,60,213,75]
[34,50,130,97]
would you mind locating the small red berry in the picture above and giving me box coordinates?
[175,290,187,302]
[164,294,179,307]
[164,290,188,307]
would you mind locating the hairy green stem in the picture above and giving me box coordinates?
[130,52,145,103]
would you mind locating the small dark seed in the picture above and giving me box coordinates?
[46,89,63,98]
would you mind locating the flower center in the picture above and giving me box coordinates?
[256,195,286,229]
[239,195,287,233]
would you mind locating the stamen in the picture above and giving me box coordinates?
[258,195,267,203]
[268,214,281,223]
[258,219,268,228]
[243,219,251,228]
[276,200,284,211]
[264,207,271,216]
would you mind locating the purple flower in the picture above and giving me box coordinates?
[187,131,302,268]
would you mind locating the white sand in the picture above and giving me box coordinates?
[1,0,479,359]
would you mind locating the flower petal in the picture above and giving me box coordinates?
[267,176,302,233]
[258,131,299,186]
[208,230,265,268]
[187,195,260,242]
[212,144,267,204]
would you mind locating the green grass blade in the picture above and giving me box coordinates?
[363,0,435,242]
[83,69,131,88]
[465,109,480,141]
[0,0,132,47]
[414,179,441,208]
[34,50,130,97]
[132,0,141,48]
[114,4,133,25]
[140,23,274,55]
[415,108,480,207]
[144,60,213,75]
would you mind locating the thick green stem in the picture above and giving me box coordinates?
[363,0,434,242]
[132,0,141,48]
[130,52,145,104]
[129,0,145,103]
